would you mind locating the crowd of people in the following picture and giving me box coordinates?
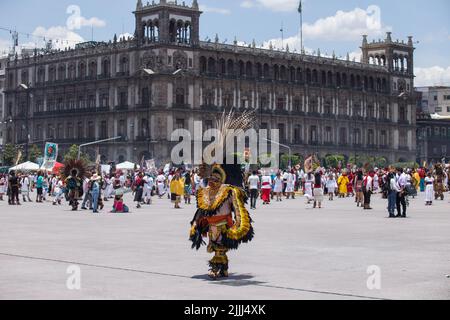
[0,163,449,218]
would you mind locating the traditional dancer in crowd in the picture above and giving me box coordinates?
[63,160,87,211]
[326,172,337,201]
[189,110,255,280]
[143,174,154,205]
[52,176,65,206]
[285,170,296,199]
[260,173,272,205]
[424,172,435,206]
[273,172,283,202]
[312,170,324,209]
[354,170,364,207]
[337,171,349,198]
[362,170,373,210]
[170,169,184,209]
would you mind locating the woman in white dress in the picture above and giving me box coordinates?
[326,173,337,201]
[304,172,314,204]
[424,173,434,205]
[273,172,283,202]
[285,171,296,199]
[156,172,166,198]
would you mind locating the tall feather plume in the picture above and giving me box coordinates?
[215,108,256,152]
[199,108,256,180]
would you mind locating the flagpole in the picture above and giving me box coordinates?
[299,0,303,53]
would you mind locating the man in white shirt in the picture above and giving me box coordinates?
[396,168,408,218]
[247,171,260,209]
[363,171,373,210]
[143,175,154,204]
[20,173,32,202]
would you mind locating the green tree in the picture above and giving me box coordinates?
[324,154,345,168]
[28,144,42,163]
[63,145,90,164]
[2,144,17,166]
[280,154,300,170]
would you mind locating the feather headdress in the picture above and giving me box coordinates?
[62,159,88,180]
[199,108,256,188]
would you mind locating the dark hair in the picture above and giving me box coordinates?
[314,172,321,185]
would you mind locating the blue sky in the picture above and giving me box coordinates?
[0,0,449,85]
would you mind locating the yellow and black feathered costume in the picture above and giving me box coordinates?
[189,110,255,279]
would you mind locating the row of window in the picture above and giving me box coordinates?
[199,57,389,92]
[10,57,129,87]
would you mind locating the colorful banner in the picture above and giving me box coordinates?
[42,142,58,171]
[44,142,58,162]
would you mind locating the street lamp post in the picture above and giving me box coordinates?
[19,84,30,161]
[263,138,292,169]
[77,136,123,160]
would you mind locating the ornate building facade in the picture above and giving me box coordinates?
[3,0,417,164]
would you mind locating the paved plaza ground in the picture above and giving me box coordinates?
[0,191,449,300]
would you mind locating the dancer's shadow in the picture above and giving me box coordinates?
[191,273,266,286]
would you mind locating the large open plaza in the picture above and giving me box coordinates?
[1,191,449,300]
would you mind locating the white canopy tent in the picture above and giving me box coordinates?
[116,161,140,171]
[9,161,40,172]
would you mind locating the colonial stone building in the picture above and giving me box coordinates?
[416,113,450,164]
[3,0,417,165]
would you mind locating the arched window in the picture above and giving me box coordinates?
[274,65,280,80]
[219,59,226,75]
[78,62,86,79]
[200,56,207,74]
[175,88,185,105]
[227,59,234,76]
[306,69,312,84]
[263,64,270,79]
[102,59,110,77]
[321,70,326,86]
[280,66,287,81]
[120,56,129,73]
[207,57,216,74]
[246,61,253,77]
[296,68,303,83]
[239,60,245,77]
[58,65,65,81]
[327,71,333,87]
[256,63,262,79]
[312,69,318,84]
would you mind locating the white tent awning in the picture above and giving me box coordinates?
[9,161,40,172]
[116,161,140,170]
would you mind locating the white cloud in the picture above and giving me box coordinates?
[303,5,390,41]
[241,0,299,12]
[32,26,84,49]
[199,5,231,15]
[415,66,450,87]
[66,5,106,30]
